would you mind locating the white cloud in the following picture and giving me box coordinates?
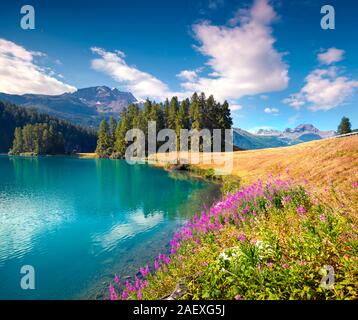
[318,48,344,65]
[283,93,305,109]
[284,66,358,111]
[248,126,273,133]
[264,107,279,113]
[260,95,269,100]
[230,104,243,111]
[0,38,76,95]
[90,47,183,101]
[180,0,289,102]
[176,70,198,82]
[91,0,288,105]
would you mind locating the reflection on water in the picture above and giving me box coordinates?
[0,155,219,299]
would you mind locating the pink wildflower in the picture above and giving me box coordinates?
[154,260,159,271]
[296,205,307,214]
[121,291,128,300]
[114,274,120,285]
[137,291,143,300]
[109,283,117,300]
[319,214,326,222]
[237,233,247,243]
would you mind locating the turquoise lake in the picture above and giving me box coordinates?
[0,155,219,299]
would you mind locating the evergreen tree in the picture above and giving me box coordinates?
[10,123,65,155]
[189,92,202,130]
[0,101,97,153]
[163,98,170,128]
[176,99,190,149]
[114,111,129,158]
[108,116,117,151]
[96,120,110,157]
[337,117,352,135]
[167,96,179,130]
[12,127,23,154]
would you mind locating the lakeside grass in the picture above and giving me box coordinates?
[154,136,358,216]
[107,136,357,300]
[110,177,357,300]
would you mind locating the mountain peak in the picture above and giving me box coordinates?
[293,124,319,133]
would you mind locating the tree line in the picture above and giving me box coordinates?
[0,101,97,154]
[95,93,233,158]
[10,123,65,155]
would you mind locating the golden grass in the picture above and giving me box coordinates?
[76,152,98,159]
[154,136,358,212]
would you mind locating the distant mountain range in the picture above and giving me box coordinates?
[0,88,337,151]
[233,124,336,150]
[0,86,137,127]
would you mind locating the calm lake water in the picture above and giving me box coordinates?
[0,155,219,299]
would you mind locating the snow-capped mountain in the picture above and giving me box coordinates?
[234,124,336,150]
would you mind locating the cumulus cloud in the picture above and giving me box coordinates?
[91,0,288,104]
[230,104,243,111]
[284,49,358,111]
[91,47,184,101]
[176,70,198,82]
[248,126,273,133]
[180,0,289,102]
[0,38,76,95]
[264,107,279,113]
[318,48,344,65]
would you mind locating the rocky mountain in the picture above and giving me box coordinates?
[0,86,137,127]
[234,124,336,150]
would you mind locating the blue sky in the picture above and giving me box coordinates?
[0,0,357,131]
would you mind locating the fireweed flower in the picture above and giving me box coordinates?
[282,195,291,205]
[298,261,307,266]
[139,266,149,278]
[114,274,120,284]
[109,283,117,300]
[121,291,129,300]
[234,294,243,300]
[137,291,143,300]
[296,206,307,214]
[353,182,358,188]
[319,214,327,222]
[154,260,159,270]
[110,177,314,300]
[237,233,247,243]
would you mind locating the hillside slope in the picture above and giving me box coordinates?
[156,136,358,203]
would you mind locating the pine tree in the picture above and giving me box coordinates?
[11,127,23,154]
[167,96,179,130]
[163,98,170,128]
[176,99,190,149]
[337,117,352,135]
[96,120,110,157]
[189,92,201,130]
[108,116,117,153]
[114,112,129,158]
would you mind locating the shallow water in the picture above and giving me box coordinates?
[0,155,219,299]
